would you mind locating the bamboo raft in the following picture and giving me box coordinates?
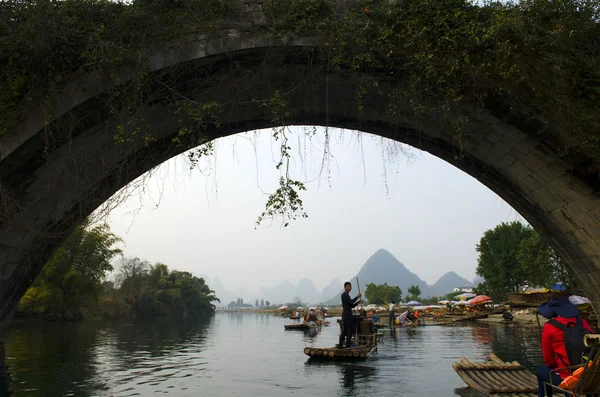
[419,319,456,326]
[452,353,537,397]
[303,346,376,359]
[284,321,329,330]
[453,309,505,322]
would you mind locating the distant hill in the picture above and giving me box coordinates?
[296,279,321,304]
[325,249,432,304]
[206,277,254,307]
[431,271,473,296]
[207,251,477,306]
[473,275,484,286]
[260,280,296,304]
[320,279,343,302]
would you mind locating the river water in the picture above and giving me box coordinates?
[0,313,544,397]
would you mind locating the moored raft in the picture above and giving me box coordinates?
[452,353,537,397]
[284,321,329,330]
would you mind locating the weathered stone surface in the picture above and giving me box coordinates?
[0,0,599,327]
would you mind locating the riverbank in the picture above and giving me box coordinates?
[475,313,541,327]
[221,307,344,316]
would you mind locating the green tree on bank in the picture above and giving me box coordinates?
[18,222,219,321]
[364,283,402,305]
[407,285,422,301]
[18,221,122,320]
[475,221,573,301]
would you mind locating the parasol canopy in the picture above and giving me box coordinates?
[453,301,469,306]
[278,305,288,310]
[406,301,421,306]
[455,293,476,300]
[438,300,450,304]
[468,295,493,305]
[569,295,591,305]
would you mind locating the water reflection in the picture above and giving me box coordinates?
[5,321,109,397]
[488,323,542,371]
[304,360,378,397]
[5,317,211,397]
[2,315,545,397]
[337,363,377,396]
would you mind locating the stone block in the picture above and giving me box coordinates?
[550,178,571,192]
[565,199,595,218]
[558,189,584,204]
[552,209,576,233]
[590,209,600,224]
[577,241,600,259]
[590,255,600,271]
[587,223,600,240]
[507,160,532,181]
[488,138,518,161]
[563,229,590,245]
[494,152,518,169]
[469,139,494,158]
[570,260,593,278]
[574,228,594,244]
[533,189,567,212]
[531,167,555,186]
[572,212,597,229]
[520,176,543,194]
[521,151,550,173]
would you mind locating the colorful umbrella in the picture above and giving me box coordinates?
[569,295,591,305]
[468,295,493,305]
[278,305,288,310]
[406,301,421,306]
[438,300,450,304]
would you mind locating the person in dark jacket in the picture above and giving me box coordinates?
[536,298,593,397]
[338,281,361,348]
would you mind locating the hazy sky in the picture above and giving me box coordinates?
[105,127,523,294]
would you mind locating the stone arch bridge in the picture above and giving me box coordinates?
[0,0,599,328]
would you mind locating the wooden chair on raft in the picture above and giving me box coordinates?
[545,334,600,396]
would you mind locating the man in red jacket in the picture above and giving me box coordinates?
[536,297,593,397]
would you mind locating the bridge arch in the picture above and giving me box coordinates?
[1,0,599,327]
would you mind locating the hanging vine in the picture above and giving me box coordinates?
[256,90,308,227]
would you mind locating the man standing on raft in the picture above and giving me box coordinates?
[338,281,361,348]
